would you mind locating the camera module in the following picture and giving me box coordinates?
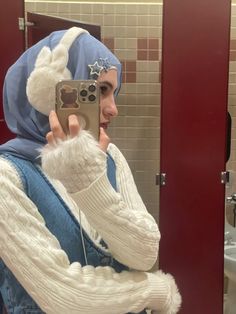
[88,84,96,92]
[80,89,87,97]
[88,94,96,102]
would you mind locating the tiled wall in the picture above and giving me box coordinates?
[24,1,162,220]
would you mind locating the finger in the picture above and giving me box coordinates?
[46,131,55,145]
[99,127,110,152]
[49,110,66,140]
[68,114,80,138]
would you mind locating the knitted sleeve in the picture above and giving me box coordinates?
[70,143,160,271]
[41,133,160,271]
[0,158,181,314]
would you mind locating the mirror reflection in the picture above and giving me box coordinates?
[23,0,236,312]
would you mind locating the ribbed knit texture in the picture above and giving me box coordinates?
[41,131,107,193]
[0,141,182,313]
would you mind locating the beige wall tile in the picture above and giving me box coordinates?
[136,72,159,83]
[92,3,104,14]
[229,95,236,106]
[231,27,236,38]
[122,149,159,160]
[231,16,236,27]
[80,14,92,23]
[149,27,162,38]
[69,3,81,13]
[115,4,126,14]
[80,3,92,14]
[102,26,115,37]
[115,14,126,26]
[115,38,126,49]
[148,4,162,15]
[137,15,150,27]
[126,38,137,49]
[229,84,236,94]
[47,2,58,13]
[231,4,236,15]
[57,3,71,14]
[229,73,236,83]
[126,4,139,15]
[34,2,47,12]
[25,2,36,11]
[136,4,150,15]
[103,14,115,26]
[125,49,137,60]
[103,4,115,14]
[150,15,161,27]
[92,14,104,25]
[137,61,160,72]
[115,39,137,51]
[229,61,236,71]
[127,15,138,27]
[114,26,126,38]
[137,27,149,37]
[115,49,136,60]
[125,27,137,38]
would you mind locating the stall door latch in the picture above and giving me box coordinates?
[18,17,35,31]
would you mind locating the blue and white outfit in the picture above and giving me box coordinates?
[0,28,181,314]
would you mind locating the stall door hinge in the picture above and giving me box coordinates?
[221,171,229,184]
[156,173,166,186]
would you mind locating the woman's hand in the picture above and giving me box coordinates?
[46,111,80,144]
[42,111,108,193]
[46,110,110,153]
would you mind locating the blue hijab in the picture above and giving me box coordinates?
[0,28,121,163]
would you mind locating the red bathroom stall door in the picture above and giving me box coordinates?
[159,1,231,313]
[0,0,25,142]
[26,12,100,47]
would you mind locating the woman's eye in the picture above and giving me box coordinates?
[100,85,108,95]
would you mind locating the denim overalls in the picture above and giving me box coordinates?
[0,154,147,314]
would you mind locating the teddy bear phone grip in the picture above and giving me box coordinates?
[55,80,100,140]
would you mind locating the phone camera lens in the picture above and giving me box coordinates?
[80,90,87,97]
[88,94,96,102]
[88,84,96,92]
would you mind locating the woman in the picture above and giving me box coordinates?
[0,27,181,314]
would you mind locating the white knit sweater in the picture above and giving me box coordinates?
[0,142,181,314]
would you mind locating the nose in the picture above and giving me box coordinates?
[102,96,118,118]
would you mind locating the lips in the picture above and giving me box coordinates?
[100,122,109,129]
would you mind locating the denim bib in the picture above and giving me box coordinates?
[0,153,146,314]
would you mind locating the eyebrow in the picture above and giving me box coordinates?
[99,81,114,89]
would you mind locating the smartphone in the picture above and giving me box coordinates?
[55,80,100,140]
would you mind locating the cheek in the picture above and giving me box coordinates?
[99,100,108,118]
[99,96,109,108]
[99,94,117,114]
[99,99,105,111]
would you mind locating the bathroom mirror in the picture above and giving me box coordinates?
[23,0,234,312]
